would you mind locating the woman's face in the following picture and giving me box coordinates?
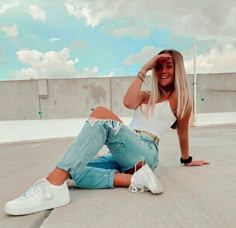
[155,54,175,89]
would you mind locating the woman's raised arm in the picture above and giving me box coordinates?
[123,73,147,109]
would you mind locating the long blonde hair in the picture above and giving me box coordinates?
[145,49,191,119]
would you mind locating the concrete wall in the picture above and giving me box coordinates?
[0,80,39,120]
[0,73,235,120]
[40,78,111,119]
[197,73,236,113]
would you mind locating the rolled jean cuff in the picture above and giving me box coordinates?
[56,162,72,174]
[56,161,116,189]
[108,170,116,189]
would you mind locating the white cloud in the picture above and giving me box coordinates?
[50,38,61,43]
[11,48,110,79]
[0,24,18,37]
[28,5,47,21]
[65,0,236,39]
[13,68,40,79]
[79,66,98,77]
[65,0,154,38]
[78,66,114,78]
[65,0,143,27]
[11,48,79,79]
[184,44,236,74]
[0,1,19,15]
[78,66,112,77]
[17,49,43,65]
[124,46,161,65]
[124,43,236,74]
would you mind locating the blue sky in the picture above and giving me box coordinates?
[0,0,236,80]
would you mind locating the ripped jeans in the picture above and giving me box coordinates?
[57,119,159,189]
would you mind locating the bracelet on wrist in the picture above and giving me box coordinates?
[137,74,144,82]
[137,71,146,82]
[138,70,146,77]
[180,156,192,164]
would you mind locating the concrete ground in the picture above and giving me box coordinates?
[0,124,236,228]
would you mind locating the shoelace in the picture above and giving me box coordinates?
[128,184,145,193]
[128,165,146,193]
[21,179,52,199]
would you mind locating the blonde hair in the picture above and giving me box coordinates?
[145,49,191,119]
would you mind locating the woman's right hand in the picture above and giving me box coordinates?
[185,160,209,166]
[141,53,172,73]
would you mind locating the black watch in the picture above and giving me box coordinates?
[180,156,192,164]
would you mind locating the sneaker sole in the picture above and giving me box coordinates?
[142,165,164,194]
[5,198,71,216]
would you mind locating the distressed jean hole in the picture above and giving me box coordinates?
[118,143,124,147]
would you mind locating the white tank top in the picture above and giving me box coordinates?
[129,101,176,139]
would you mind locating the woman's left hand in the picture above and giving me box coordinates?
[185,160,209,166]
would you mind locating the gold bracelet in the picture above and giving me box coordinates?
[138,71,146,80]
[137,71,146,81]
[137,74,144,82]
[138,71,146,78]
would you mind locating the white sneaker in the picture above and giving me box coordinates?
[129,164,164,194]
[66,179,77,187]
[4,178,71,215]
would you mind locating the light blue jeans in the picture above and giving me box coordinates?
[57,119,159,189]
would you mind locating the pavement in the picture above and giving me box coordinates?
[0,124,236,228]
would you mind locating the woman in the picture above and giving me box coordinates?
[5,49,208,216]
